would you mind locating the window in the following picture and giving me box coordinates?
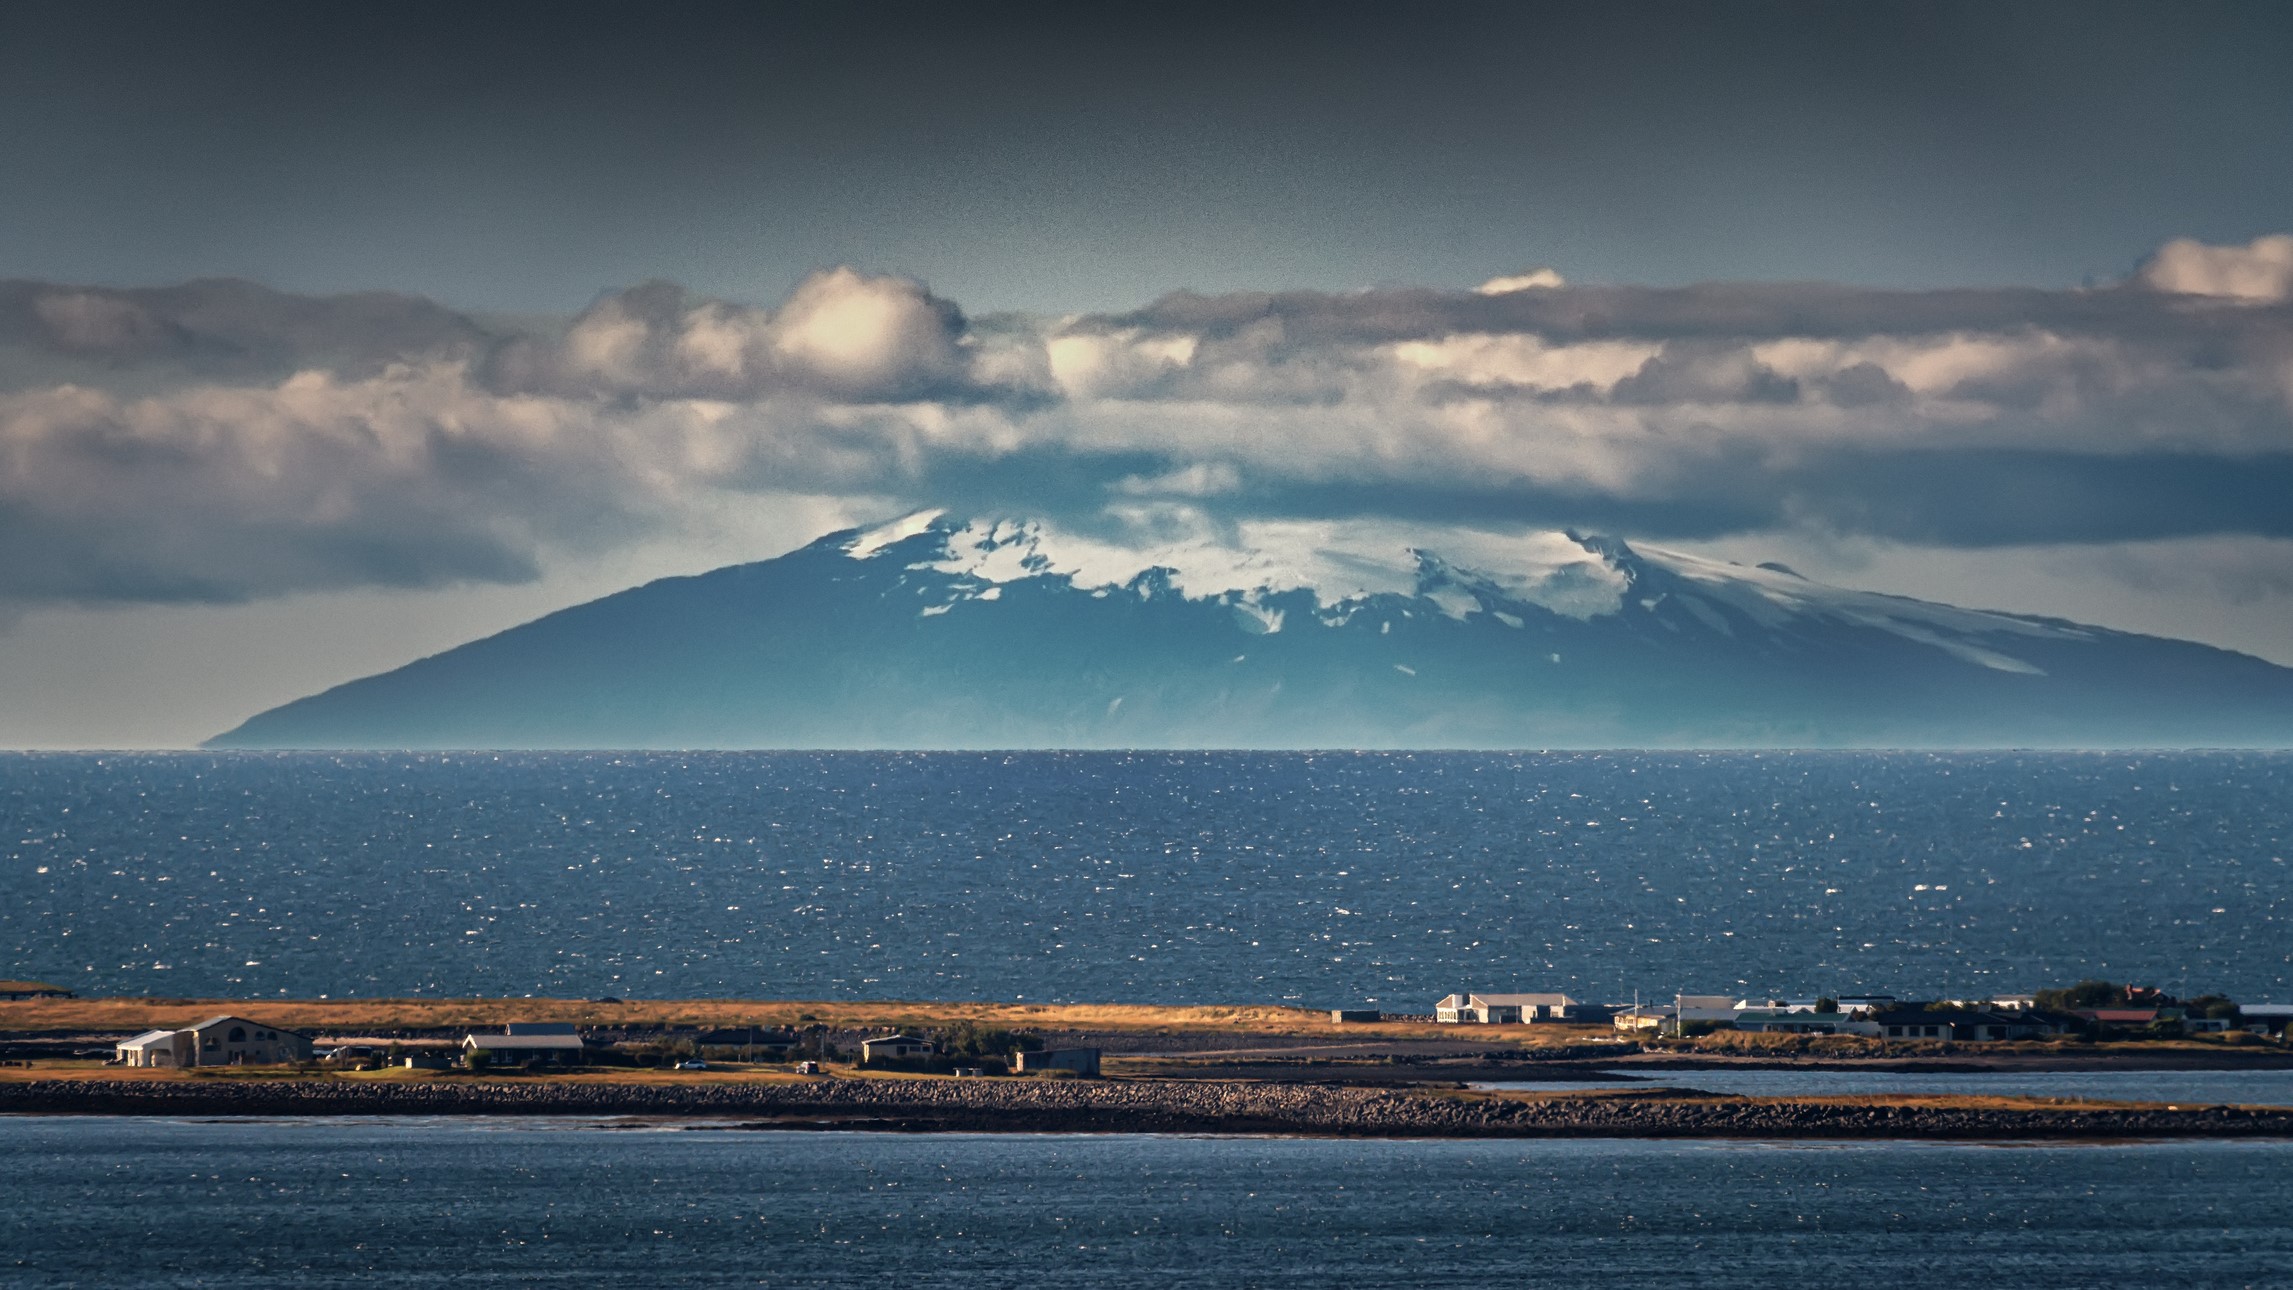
[228,1027,247,1042]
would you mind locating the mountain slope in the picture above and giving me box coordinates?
[208,513,2293,749]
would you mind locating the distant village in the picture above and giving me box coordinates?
[1424,983,2293,1041]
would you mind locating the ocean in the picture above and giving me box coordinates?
[2,750,2287,1004]
[6,1119,2292,1288]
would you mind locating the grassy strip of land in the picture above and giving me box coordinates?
[0,996,1460,1038]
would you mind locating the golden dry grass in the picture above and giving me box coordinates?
[0,996,1529,1038]
[0,1057,906,1086]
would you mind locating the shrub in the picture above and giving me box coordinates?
[934,1021,1042,1061]
[2035,980,2126,1012]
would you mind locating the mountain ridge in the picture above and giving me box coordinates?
[206,513,2293,749]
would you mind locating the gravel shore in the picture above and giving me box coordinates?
[7,1077,2293,1139]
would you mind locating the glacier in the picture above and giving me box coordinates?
[207,511,2293,749]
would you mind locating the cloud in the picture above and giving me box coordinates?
[2,235,2291,608]
[1474,268,1566,294]
[2138,233,2293,303]
[485,268,988,402]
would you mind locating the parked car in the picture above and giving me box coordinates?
[673,1059,708,1070]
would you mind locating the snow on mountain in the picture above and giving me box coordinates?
[205,509,2293,749]
[848,509,2069,673]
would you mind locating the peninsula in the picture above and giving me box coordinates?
[5,995,2290,1140]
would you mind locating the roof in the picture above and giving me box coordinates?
[1870,1007,2032,1025]
[1737,1009,1851,1022]
[462,1033,586,1050]
[118,1029,179,1047]
[862,1034,930,1046]
[187,1015,307,1039]
[1471,993,1577,1007]
[2078,1008,2164,1022]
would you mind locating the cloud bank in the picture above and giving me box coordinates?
[3,241,2291,606]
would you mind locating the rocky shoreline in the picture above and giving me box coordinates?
[7,1076,2293,1139]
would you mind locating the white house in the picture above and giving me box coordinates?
[859,1034,935,1062]
[1612,1005,1673,1034]
[116,1017,311,1067]
[1435,992,1581,1024]
[115,1028,192,1067]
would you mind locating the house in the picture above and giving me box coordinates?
[1869,1007,2059,1042]
[180,1016,313,1066]
[2239,1004,2293,1035]
[116,1028,192,1067]
[1612,1005,1672,1034]
[1732,1009,1880,1037]
[1729,996,1890,1016]
[461,1022,588,1065]
[0,980,74,1001]
[2074,1007,2171,1032]
[1329,1009,1382,1024]
[1012,1048,1101,1076]
[1435,992,1581,1024]
[1668,994,1743,1034]
[859,1034,935,1063]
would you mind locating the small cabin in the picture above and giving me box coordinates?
[1012,1048,1100,1076]
[461,1024,588,1065]
[859,1035,935,1063]
[116,1028,192,1067]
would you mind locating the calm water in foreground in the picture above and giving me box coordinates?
[3,1119,2290,1288]
[1486,1068,2293,1104]
[2,751,2288,1003]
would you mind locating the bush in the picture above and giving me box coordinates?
[2035,980,2126,1012]
[934,1021,1043,1061]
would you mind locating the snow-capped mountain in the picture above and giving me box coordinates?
[208,511,2293,748]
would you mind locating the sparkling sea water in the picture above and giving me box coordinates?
[2,750,2287,1004]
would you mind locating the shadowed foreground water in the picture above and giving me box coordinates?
[5,1119,2291,1287]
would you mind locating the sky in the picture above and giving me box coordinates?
[2,0,2292,747]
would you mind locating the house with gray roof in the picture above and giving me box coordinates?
[461,1023,589,1066]
[115,1016,311,1067]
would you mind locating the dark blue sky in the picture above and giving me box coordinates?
[4,0,2290,312]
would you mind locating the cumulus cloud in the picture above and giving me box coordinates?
[485,268,986,402]
[3,235,2291,607]
[2138,233,2293,303]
